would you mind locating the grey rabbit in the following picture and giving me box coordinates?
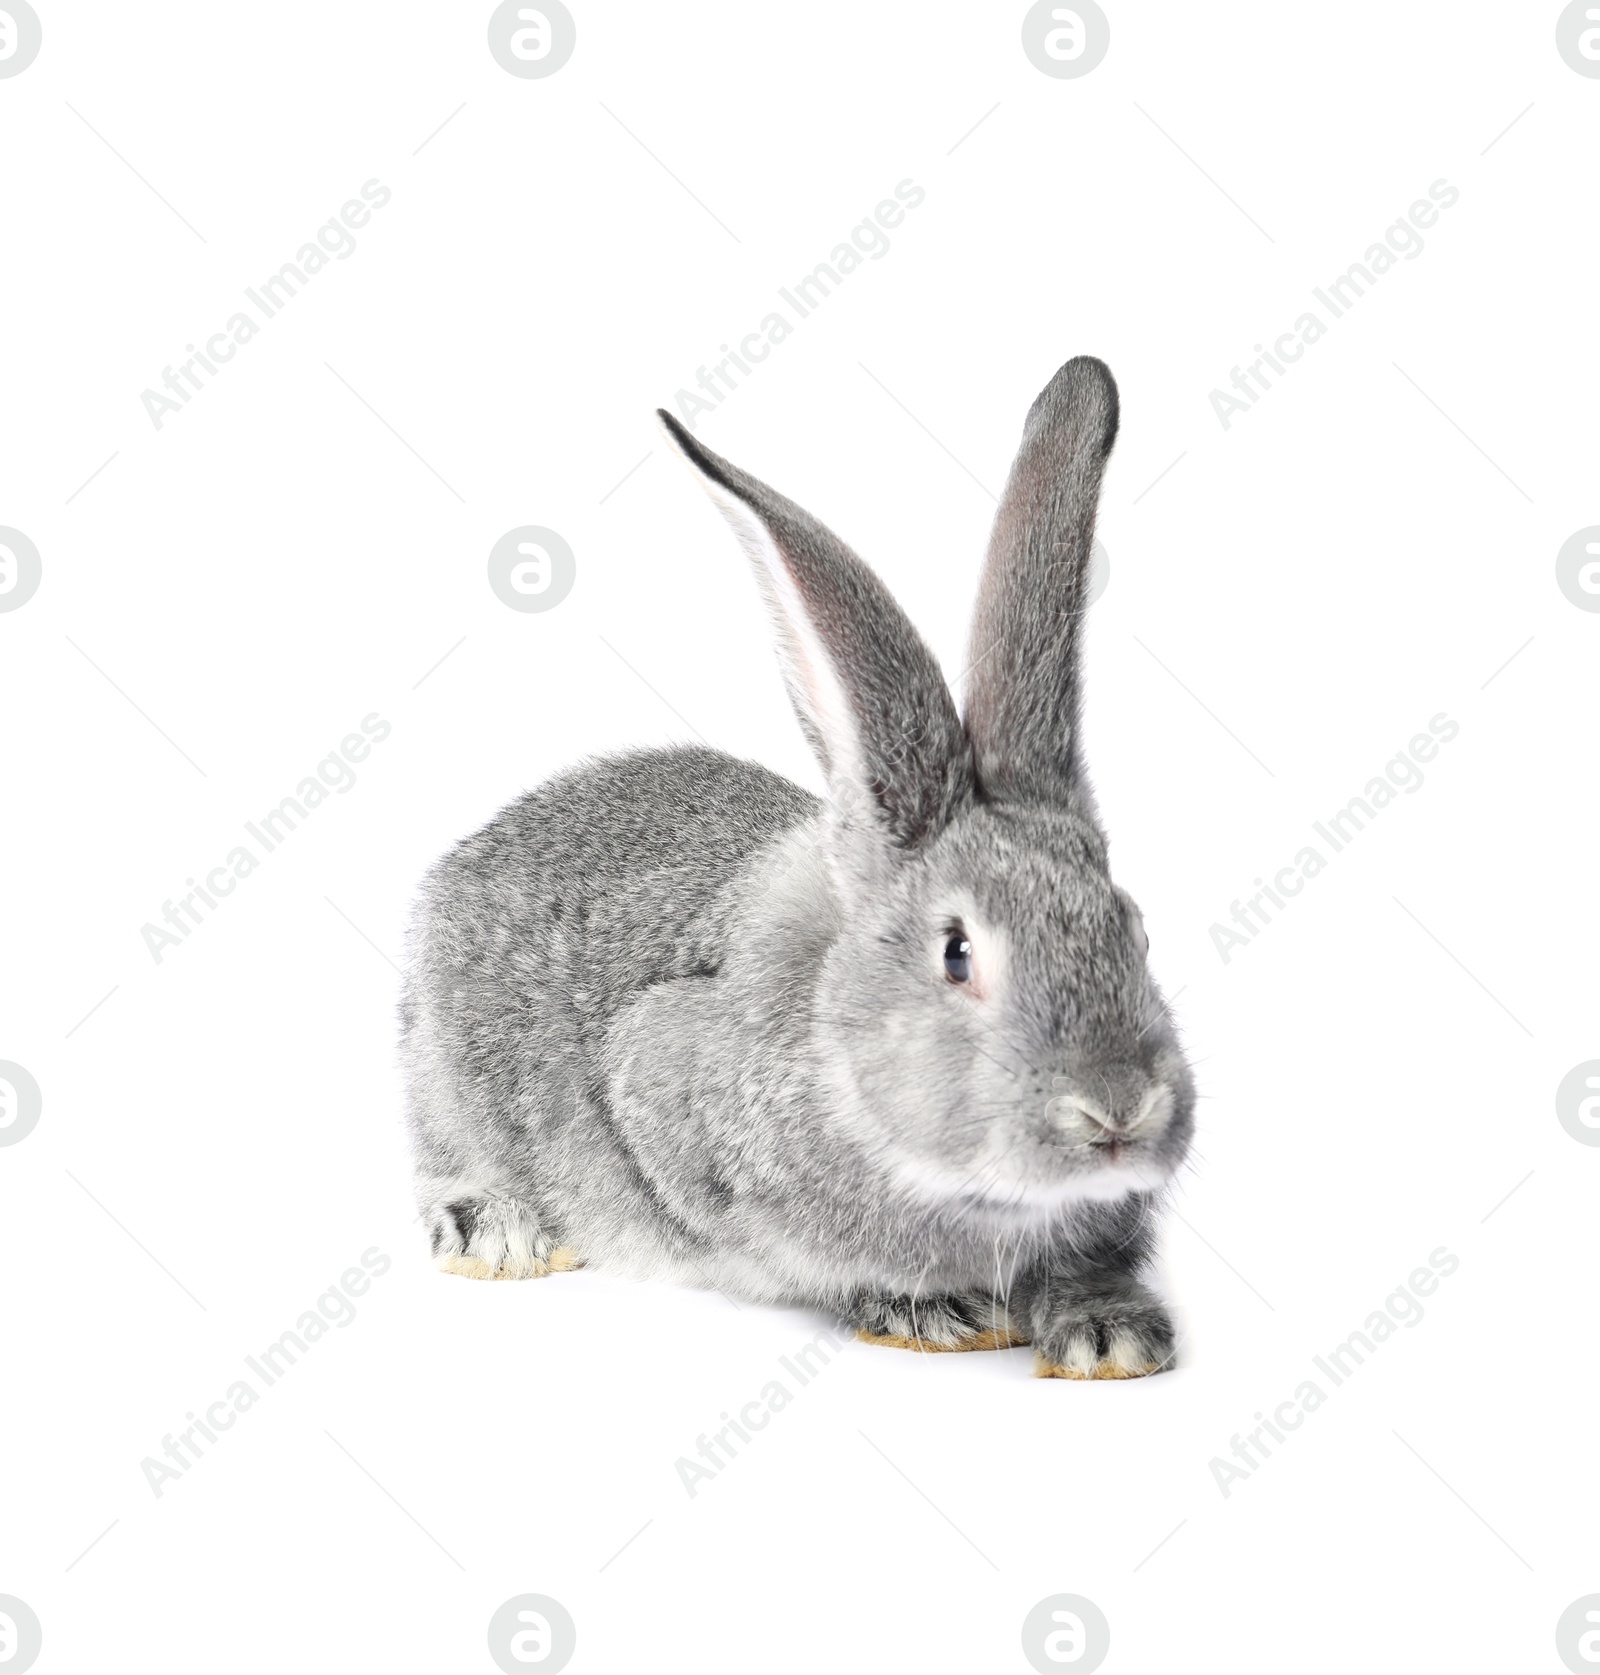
[400,355,1195,1378]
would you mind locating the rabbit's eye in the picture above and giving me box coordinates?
[943,933,973,984]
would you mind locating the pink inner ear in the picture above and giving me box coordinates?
[715,481,862,793]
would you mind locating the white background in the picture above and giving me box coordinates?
[3,3,1596,1671]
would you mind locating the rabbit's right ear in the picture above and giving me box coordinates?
[963,356,1119,805]
[658,412,971,853]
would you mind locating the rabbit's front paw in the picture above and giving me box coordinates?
[1032,1285,1174,1380]
[852,1292,1027,1353]
[427,1194,578,1281]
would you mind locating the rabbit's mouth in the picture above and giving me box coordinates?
[1081,1127,1159,1175]
[1018,1143,1177,1208]
[884,1125,1178,1220]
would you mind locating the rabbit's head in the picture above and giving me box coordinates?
[659,358,1193,1219]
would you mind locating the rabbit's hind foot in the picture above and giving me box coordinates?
[427,1194,578,1281]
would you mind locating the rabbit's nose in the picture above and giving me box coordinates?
[1045,1087,1121,1134]
[1048,1073,1171,1138]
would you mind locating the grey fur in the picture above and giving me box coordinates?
[401,356,1195,1374]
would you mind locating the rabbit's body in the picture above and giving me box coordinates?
[403,358,1195,1375]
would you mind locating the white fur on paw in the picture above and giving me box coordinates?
[429,1195,578,1281]
[1035,1324,1168,1380]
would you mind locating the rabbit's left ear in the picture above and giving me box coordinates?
[963,356,1119,805]
[658,412,971,850]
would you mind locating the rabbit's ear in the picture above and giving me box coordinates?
[658,412,970,850]
[963,356,1119,804]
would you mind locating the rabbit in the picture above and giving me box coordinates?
[400,355,1195,1378]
